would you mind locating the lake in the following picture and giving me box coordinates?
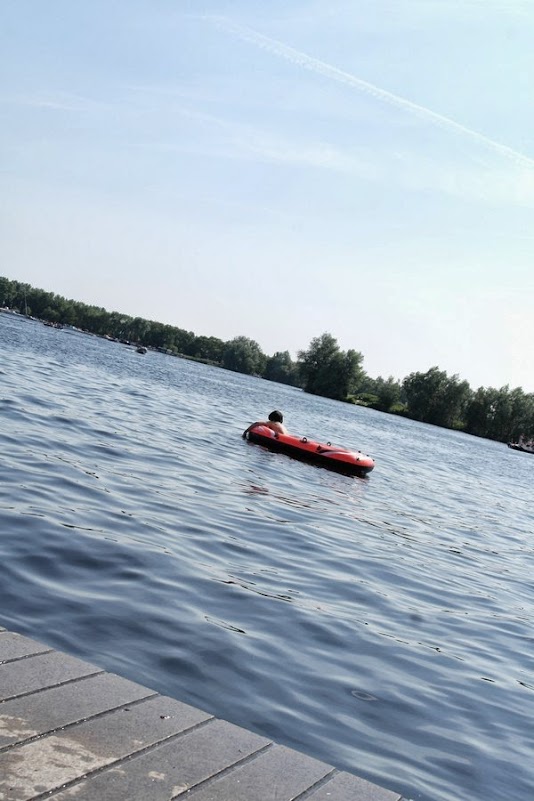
[1,311,533,801]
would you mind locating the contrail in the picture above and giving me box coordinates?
[209,16,534,170]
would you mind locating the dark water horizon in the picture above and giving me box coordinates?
[1,312,533,801]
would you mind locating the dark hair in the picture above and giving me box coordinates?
[268,410,283,423]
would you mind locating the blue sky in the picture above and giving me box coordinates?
[2,1,533,391]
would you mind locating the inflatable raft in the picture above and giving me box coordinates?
[245,424,374,476]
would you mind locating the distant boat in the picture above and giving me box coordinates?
[508,442,534,454]
[136,346,148,354]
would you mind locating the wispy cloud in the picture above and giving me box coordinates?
[290,0,534,25]
[0,92,105,113]
[207,16,534,170]
[195,1,533,35]
[424,0,533,16]
[127,100,534,207]
[381,0,534,21]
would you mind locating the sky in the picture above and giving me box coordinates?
[1,0,533,391]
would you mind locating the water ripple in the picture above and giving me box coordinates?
[1,313,533,801]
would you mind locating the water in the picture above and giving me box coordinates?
[1,311,533,801]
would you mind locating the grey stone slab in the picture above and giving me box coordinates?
[49,718,271,801]
[184,742,333,801]
[306,770,402,801]
[0,632,50,664]
[0,650,101,701]
[0,672,154,748]
[0,694,212,800]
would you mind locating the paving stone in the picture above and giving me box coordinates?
[0,651,100,702]
[0,694,211,800]
[0,632,50,664]
[184,743,333,801]
[48,717,270,800]
[306,770,403,801]
[0,672,154,748]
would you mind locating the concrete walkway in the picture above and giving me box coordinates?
[0,627,403,800]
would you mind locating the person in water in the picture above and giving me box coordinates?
[242,410,288,438]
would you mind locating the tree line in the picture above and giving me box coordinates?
[2,276,532,444]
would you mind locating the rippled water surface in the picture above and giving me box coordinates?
[1,312,533,801]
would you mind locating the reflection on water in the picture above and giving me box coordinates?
[1,313,533,801]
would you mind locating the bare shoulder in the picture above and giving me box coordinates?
[268,421,288,435]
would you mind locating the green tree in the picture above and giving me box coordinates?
[403,367,471,428]
[263,351,299,385]
[298,333,364,401]
[464,386,500,439]
[357,375,403,412]
[222,336,266,375]
[0,277,17,308]
[171,328,195,354]
[42,306,60,323]
[186,335,225,363]
[468,386,534,442]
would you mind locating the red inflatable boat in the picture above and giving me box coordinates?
[244,424,374,476]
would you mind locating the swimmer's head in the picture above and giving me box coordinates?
[268,410,283,423]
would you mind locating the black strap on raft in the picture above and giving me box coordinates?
[301,437,308,443]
